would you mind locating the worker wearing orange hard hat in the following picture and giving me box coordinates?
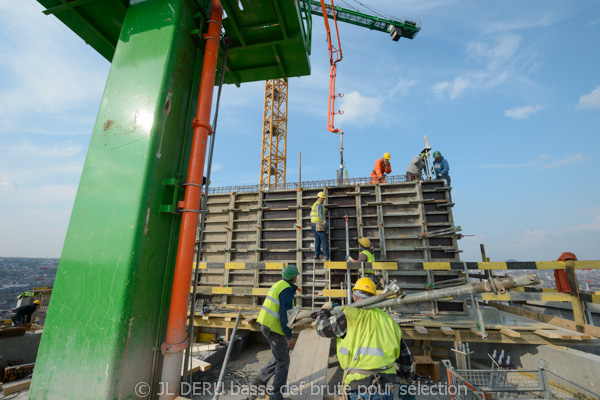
[316,277,414,400]
[371,153,392,184]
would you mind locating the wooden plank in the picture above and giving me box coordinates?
[534,330,564,339]
[499,328,521,338]
[182,355,211,374]
[191,343,219,352]
[440,327,454,336]
[3,378,31,396]
[470,327,486,338]
[487,302,600,338]
[287,329,330,400]
[414,326,428,334]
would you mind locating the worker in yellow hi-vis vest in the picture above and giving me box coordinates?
[310,191,330,261]
[316,278,414,400]
[252,265,299,400]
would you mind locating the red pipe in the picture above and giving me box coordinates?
[159,1,223,398]
[320,0,343,133]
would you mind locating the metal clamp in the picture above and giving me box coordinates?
[161,339,189,354]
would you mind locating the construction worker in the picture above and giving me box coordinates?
[371,153,392,184]
[347,237,378,285]
[11,300,40,326]
[432,151,450,187]
[347,237,374,263]
[310,191,330,261]
[405,152,427,181]
[253,265,300,400]
[316,278,414,400]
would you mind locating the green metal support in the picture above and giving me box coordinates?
[29,1,201,398]
[310,0,421,39]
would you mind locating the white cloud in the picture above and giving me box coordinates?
[512,216,600,249]
[337,91,382,125]
[433,35,524,100]
[504,105,543,119]
[578,216,600,231]
[0,174,16,195]
[514,229,546,247]
[0,2,109,133]
[388,78,417,97]
[576,86,600,110]
[536,153,585,169]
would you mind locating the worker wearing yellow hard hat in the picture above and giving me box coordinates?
[346,237,374,263]
[371,153,392,184]
[310,191,330,261]
[10,300,41,326]
[316,277,414,399]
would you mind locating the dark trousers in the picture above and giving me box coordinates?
[311,223,329,258]
[257,324,290,400]
[406,171,420,181]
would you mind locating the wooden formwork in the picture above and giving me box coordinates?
[194,180,463,310]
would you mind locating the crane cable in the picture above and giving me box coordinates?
[183,34,230,384]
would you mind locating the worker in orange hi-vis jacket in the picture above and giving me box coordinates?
[371,152,392,183]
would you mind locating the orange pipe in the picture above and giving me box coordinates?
[159,1,223,398]
[320,0,343,133]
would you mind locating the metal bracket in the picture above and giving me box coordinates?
[161,339,189,354]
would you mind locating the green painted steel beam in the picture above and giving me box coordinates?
[29,1,202,398]
[310,0,421,39]
[37,0,313,83]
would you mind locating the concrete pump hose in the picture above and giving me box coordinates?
[363,274,539,309]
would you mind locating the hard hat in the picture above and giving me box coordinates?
[383,152,391,160]
[283,265,299,280]
[433,151,441,158]
[317,191,327,199]
[353,277,376,295]
[33,300,41,305]
[358,237,371,248]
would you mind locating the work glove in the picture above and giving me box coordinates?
[287,337,296,350]
[322,301,334,311]
[324,221,328,229]
[345,255,350,261]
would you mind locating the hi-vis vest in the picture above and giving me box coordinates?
[310,201,326,223]
[257,280,294,335]
[337,307,401,386]
[361,250,375,262]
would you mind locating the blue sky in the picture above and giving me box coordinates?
[1,1,599,261]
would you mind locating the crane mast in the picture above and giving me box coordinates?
[259,1,421,189]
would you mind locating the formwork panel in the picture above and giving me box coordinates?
[194,181,460,311]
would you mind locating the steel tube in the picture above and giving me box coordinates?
[159,2,223,399]
[364,274,539,309]
[213,311,242,400]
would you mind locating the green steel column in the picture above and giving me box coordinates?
[30,1,201,399]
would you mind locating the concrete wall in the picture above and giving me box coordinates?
[517,344,600,394]
[0,331,42,365]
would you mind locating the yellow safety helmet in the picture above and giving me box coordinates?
[353,277,376,295]
[383,152,391,160]
[33,300,41,305]
[358,237,371,248]
[317,191,327,199]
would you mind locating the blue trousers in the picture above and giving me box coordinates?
[311,223,330,258]
[256,324,290,400]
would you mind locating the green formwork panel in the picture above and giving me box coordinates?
[29,1,200,399]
